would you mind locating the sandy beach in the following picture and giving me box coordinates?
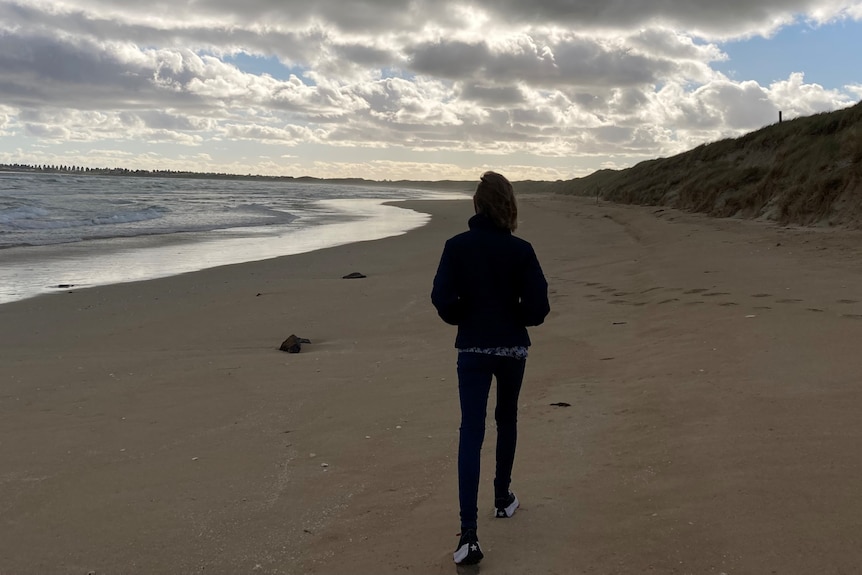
[3,193,862,575]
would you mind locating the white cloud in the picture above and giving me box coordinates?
[693,80,778,129]
[0,105,14,136]
[766,72,856,116]
[223,123,321,144]
[24,0,862,38]
[23,123,71,140]
[1,0,860,179]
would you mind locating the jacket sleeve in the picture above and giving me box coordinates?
[518,247,550,326]
[431,242,463,325]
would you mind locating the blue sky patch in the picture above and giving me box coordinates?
[223,53,313,84]
[716,19,862,89]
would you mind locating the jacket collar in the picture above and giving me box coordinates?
[468,213,511,234]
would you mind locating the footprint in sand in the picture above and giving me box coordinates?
[842,314,862,319]
[751,293,772,298]
[719,302,739,307]
[754,306,772,310]
[704,292,730,297]
[684,288,709,294]
[608,299,628,305]
[837,299,859,304]
[685,301,706,305]
[807,308,825,313]
[775,298,803,304]
[658,298,680,305]
[641,287,663,294]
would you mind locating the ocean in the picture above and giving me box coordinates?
[0,172,469,305]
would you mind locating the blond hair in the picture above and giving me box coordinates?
[474,171,518,231]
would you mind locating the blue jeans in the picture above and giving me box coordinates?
[457,352,526,530]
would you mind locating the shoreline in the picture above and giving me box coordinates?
[4,195,862,573]
[0,196,468,306]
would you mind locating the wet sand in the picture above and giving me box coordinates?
[2,195,862,574]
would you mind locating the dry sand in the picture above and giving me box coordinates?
[2,194,862,575]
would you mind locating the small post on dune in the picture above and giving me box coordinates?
[779,111,783,123]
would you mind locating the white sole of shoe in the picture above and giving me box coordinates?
[453,543,469,564]
[453,541,482,564]
[496,493,519,518]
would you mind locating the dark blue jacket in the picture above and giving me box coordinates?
[431,213,550,349]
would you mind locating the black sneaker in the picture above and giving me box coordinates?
[453,528,483,565]
[495,492,519,518]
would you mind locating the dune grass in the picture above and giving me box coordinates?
[521,100,862,227]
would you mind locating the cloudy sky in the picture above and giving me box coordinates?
[0,1,860,181]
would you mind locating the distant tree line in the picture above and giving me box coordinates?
[0,162,302,180]
[1,163,96,173]
[0,162,475,191]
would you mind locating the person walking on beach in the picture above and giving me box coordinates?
[431,171,550,565]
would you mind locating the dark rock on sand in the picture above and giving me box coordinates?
[342,272,367,279]
[280,335,312,353]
